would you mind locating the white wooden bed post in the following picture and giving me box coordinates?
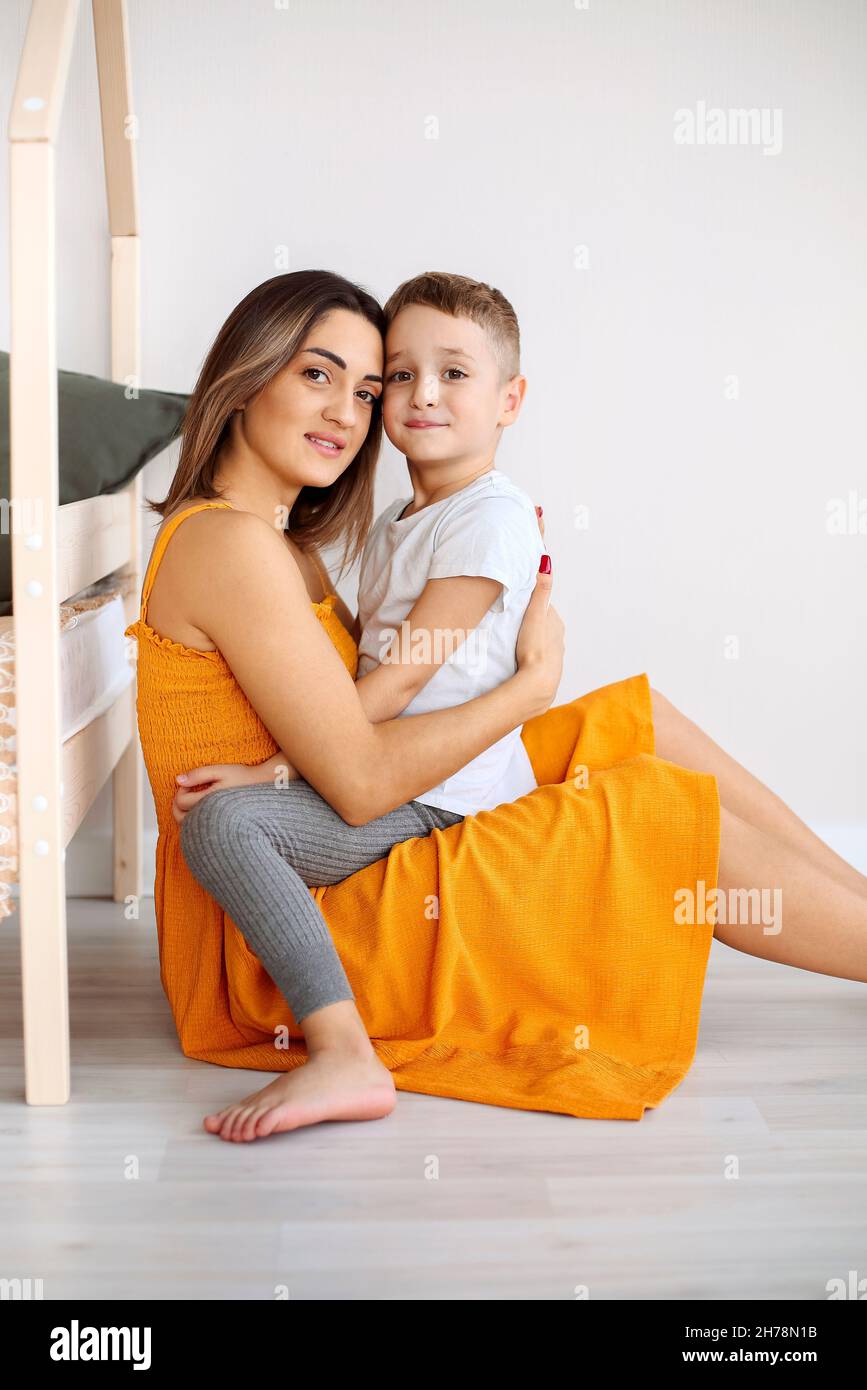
[10,0,79,1106]
[92,0,143,905]
[9,0,143,1105]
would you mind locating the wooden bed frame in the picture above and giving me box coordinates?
[9,0,143,1104]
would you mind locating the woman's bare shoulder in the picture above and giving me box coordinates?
[188,510,317,618]
[157,498,282,558]
[147,499,304,648]
[158,495,238,531]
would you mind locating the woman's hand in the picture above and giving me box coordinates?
[171,752,298,825]
[515,553,564,718]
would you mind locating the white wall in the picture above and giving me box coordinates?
[1,0,864,890]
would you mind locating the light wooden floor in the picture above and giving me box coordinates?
[1,897,865,1300]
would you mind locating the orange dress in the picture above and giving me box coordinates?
[126,501,720,1120]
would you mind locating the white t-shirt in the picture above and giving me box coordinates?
[356,468,544,816]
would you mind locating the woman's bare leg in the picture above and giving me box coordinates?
[651,687,867,901]
[714,805,867,981]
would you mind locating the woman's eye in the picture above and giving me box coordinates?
[303,367,329,383]
[356,389,379,405]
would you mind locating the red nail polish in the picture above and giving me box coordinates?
[539,554,552,574]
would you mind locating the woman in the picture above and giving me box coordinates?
[128,270,867,1143]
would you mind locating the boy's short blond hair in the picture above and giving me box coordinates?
[383,271,520,383]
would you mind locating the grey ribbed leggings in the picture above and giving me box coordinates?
[179,780,463,1024]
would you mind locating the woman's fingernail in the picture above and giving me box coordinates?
[539,554,552,574]
[536,505,543,516]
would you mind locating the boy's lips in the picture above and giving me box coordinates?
[405,420,447,429]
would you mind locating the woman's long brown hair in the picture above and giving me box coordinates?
[148,270,385,577]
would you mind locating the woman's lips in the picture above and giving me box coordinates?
[304,433,345,456]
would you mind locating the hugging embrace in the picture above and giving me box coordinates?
[127,269,867,1144]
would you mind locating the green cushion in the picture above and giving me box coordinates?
[0,350,188,614]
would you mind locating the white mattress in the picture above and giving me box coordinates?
[59,592,135,741]
[0,591,134,745]
[0,586,135,917]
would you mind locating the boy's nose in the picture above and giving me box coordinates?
[411,373,439,408]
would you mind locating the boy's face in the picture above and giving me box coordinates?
[382,304,524,467]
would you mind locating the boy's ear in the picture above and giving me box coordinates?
[498,373,527,427]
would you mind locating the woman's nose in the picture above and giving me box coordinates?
[326,388,359,428]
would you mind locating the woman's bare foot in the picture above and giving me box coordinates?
[203,1048,396,1142]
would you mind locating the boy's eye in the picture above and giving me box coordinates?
[386,368,467,383]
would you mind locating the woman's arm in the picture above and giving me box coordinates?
[176,509,562,825]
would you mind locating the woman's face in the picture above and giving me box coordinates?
[241,308,384,488]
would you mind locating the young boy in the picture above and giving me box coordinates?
[351,272,544,815]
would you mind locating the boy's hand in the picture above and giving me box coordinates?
[171,753,297,825]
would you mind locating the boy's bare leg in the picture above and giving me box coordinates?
[651,687,867,900]
[180,784,464,1143]
[713,805,867,982]
[203,1003,396,1142]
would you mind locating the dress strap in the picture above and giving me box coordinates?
[140,500,233,621]
[307,546,333,602]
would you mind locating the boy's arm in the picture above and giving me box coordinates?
[354,574,503,723]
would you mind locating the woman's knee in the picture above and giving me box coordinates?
[649,686,668,739]
[649,685,670,719]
